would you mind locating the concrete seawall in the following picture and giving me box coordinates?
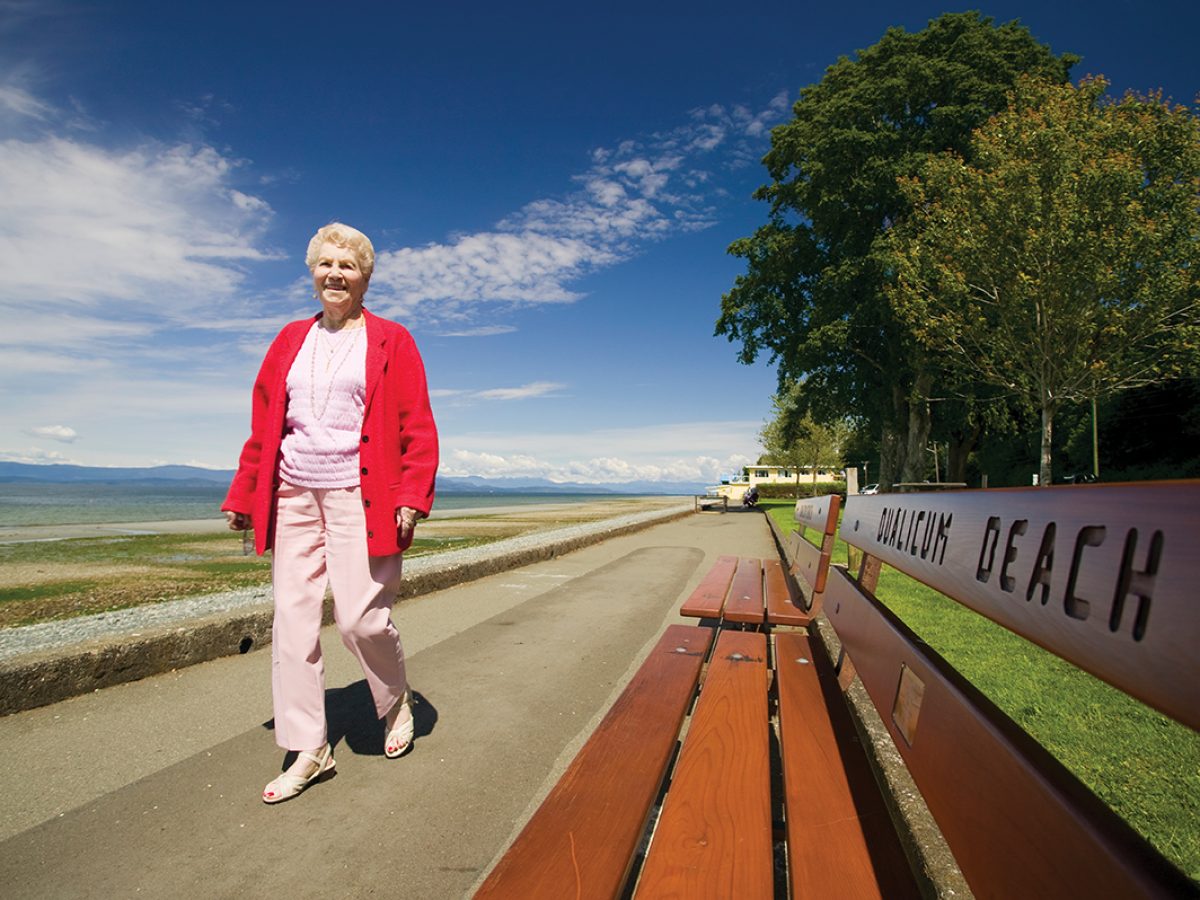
[0,501,693,716]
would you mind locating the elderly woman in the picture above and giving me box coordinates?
[223,222,438,804]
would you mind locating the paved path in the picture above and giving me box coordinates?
[0,509,775,899]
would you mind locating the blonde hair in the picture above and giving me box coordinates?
[305,222,376,279]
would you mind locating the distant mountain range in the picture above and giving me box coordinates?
[0,462,234,485]
[0,462,706,495]
[434,474,706,495]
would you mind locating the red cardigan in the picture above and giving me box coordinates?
[223,309,438,557]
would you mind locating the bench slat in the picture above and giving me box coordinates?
[764,558,810,626]
[794,492,841,537]
[474,625,715,900]
[679,555,738,619]
[840,484,1200,730]
[791,527,834,594]
[722,557,765,624]
[776,633,919,898]
[635,630,773,898]
[823,565,1196,898]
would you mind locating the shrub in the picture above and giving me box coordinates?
[755,481,846,499]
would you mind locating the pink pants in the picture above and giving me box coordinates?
[270,481,407,750]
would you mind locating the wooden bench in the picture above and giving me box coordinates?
[475,483,1199,898]
[676,495,840,629]
[693,494,729,512]
[824,483,1198,897]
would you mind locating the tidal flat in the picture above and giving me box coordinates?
[0,498,679,628]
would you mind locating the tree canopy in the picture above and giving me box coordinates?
[885,76,1200,484]
[717,12,1077,487]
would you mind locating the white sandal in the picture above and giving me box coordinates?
[385,691,415,759]
[262,744,335,804]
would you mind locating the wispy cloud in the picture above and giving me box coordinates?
[432,381,567,403]
[0,136,280,315]
[437,324,518,337]
[0,316,155,349]
[0,83,51,120]
[26,425,77,443]
[474,381,566,401]
[367,93,791,327]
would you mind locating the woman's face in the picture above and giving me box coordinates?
[312,242,368,313]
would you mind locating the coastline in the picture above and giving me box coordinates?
[0,497,681,544]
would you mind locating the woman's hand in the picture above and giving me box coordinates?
[225,510,252,531]
[396,506,419,542]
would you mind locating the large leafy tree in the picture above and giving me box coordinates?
[717,12,1076,487]
[886,76,1200,485]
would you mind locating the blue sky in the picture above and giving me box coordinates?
[1,1,1196,486]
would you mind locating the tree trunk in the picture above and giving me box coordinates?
[879,423,902,489]
[899,373,934,484]
[878,383,909,489]
[1040,403,1055,486]
[947,422,982,484]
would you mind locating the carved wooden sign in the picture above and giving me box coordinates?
[840,483,1200,731]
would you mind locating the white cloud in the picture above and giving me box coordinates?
[0,315,155,349]
[432,381,567,404]
[365,95,790,327]
[0,446,74,464]
[0,83,51,120]
[0,136,280,314]
[26,424,77,442]
[0,348,112,375]
[438,420,763,484]
[474,381,566,401]
[437,325,517,337]
[440,447,753,485]
[373,231,606,314]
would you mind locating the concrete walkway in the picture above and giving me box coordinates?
[0,509,777,899]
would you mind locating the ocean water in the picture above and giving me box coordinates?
[0,483,631,527]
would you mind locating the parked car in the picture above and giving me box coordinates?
[861,484,880,495]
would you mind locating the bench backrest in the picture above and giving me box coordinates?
[827,483,1198,897]
[838,483,1196,728]
[791,493,841,601]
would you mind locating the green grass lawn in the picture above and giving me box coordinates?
[762,498,1200,882]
